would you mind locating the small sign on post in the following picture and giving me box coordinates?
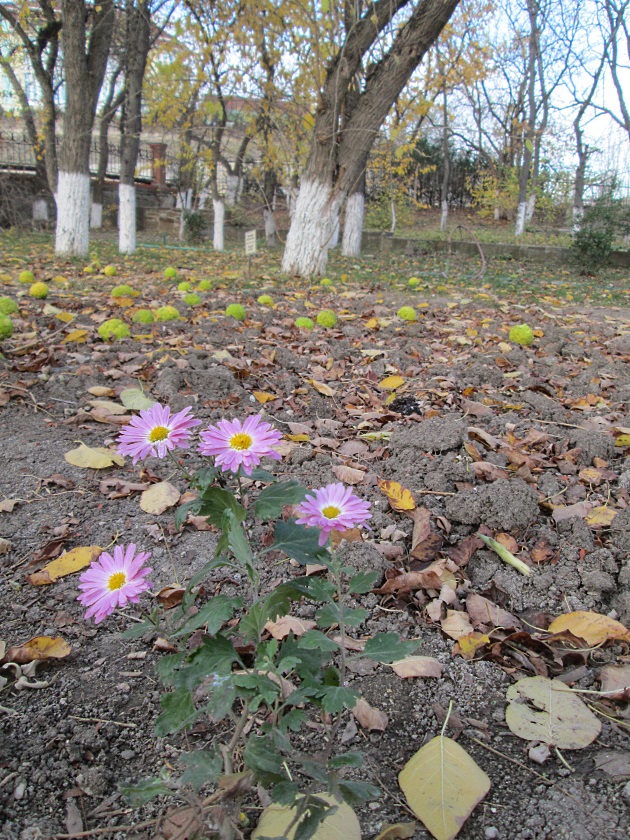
[245,229,256,279]
[245,229,257,255]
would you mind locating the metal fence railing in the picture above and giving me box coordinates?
[0,131,158,183]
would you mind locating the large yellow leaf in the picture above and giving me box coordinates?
[547,610,630,645]
[4,635,72,664]
[377,479,415,511]
[251,794,361,840]
[378,375,405,391]
[64,443,125,469]
[26,545,102,585]
[505,676,601,748]
[253,391,277,404]
[63,329,88,343]
[399,735,490,840]
[140,481,181,515]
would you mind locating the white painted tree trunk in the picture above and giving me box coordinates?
[288,186,299,219]
[225,175,241,207]
[526,192,537,221]
[213,198,225,251]
[55,172,90,256]
[390,199,397,235]
[330,215,340,248]
[494,205,501,221]
[118,183,137,254]
[264,207,277,246]
[90,202,103,229]
[572,205,584,233]
[515,201,527,236]
[440,199,449,232]
[282,179,341,276]
[342,191,364,257]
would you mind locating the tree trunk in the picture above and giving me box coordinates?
[573,125,587,231]
[55,0,115,255]
[118,2,151,255]
[440,87,450,232]
[262,168,278,246]
[282,0,460,276]
[213,198,225,251]
[515,0,538,238]
[342,161,366,256]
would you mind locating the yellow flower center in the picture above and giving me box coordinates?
[108,571,127,591]
[230,432,253,451]
[149,425,169,442]
[322,505,341,520]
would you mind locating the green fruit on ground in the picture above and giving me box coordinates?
[294,316,314,330]
[226,303,246,321]
[183,293,201,305]
[509,324,535,346]
[83,266,94,274]
[316,309,337,328]
[52,275,68,286]
[397,306,417,321]
[29,282,49,299]
[103,265,117,277]
[320,277,332,286]
[0,314,14,339]
[98,319,130,340]
[155,305,180,321]
[132,309,155,324]
[19,270,34,284]
[257,294,273,306]
[0,296,18,315]
[111,284,134,297]
[163,267,177,280]
[408,277,420,287]
[178,281,192,291]
[198,279,212,291]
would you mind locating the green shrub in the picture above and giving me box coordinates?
[183,211,206,244]
[571,196,630,274]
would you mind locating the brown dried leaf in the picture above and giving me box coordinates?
[264,615,316,640]
[332,464,366,485]
[390,656,443,679]
[441,610,474,640]
[352,697,389,731]
[3,635,71,665]
[599,664,630,701]
[466,592,521,631]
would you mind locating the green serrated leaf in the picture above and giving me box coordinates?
[347,571,379,594]
[198,486,247,527]
[316,603,368,629]
[244,735,286,783]
[337,780,380,805]
[239,582,304,640]
[318,685,358,714]
[120,774,172,806]
[173,595,241,638]
[174,498,202,529]
[328,751,364,770]
[360,632,418,663]
[298,630,339,652]
[273,519,329,565]
[172,635,240,690]
[271,780,301,805]
[155,687,197,736]
[121,618,155,639]
[255,481,308,521]
[179,748,222,790]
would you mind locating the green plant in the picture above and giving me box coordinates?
[571,196,630,274]
[183,210,207,244]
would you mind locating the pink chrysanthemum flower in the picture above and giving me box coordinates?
[198,413,282,475]
[117,402,201,464]
[295,482,372,546]
[77,544,153,624]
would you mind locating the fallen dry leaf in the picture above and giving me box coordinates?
[140,481,181,515]
[352,697,389,731]
[441,610,474,640]
[26,545,102,585]
[64,443,125,469]
[378,478,415,512]
[3,635,72,665]
[390,656,443,679]
[547,611,630,646]
[599,664,630,701]
[332,464,365,485]
[264,615,316,639]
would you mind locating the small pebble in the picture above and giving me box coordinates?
[120,750,135,760]
[14,780,26,800]
[484,829,499,839]
[622,780,630,805]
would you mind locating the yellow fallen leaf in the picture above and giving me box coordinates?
[253,391,277,404]
[87,386,115,397]
[453,631,491,660]
[378,478,415,511]
[309,379,336,397]
[56,312,75,323]
[252,794,361,840]
[64,443,125,469]
[615,434,630,446]
[4,636,72,664]
[585,505,617,528]
[140,481,181,515]
[497,341,512,354]
[89,399,128,415]
[26,545,102,585]
[285,433,309,442]
[374,823,417,840]
[378,375,405,390]
[366,317,379,329]
[63,329,89,344]
[399,735,490,840]
[547,610,630,645]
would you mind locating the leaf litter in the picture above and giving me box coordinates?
[1,239,630,837]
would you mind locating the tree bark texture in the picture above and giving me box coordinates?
[283,0,460,276]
